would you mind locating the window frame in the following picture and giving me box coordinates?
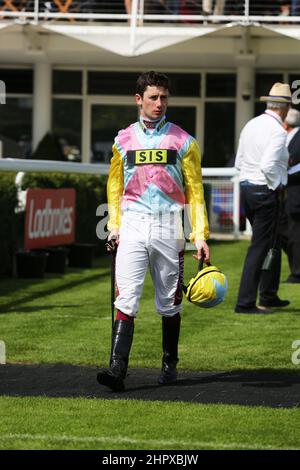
[52,67,241,165]
[0,66,33,156]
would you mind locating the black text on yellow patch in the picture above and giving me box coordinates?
[127,149,177,166]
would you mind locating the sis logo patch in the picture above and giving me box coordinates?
[127,149,177,166]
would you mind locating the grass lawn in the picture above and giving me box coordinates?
[0,240,300,450]
[0,397,300,450]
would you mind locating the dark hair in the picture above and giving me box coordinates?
[136,71,170,97]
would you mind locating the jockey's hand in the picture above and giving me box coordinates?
[106,229,120,252]
[192,240,210,263]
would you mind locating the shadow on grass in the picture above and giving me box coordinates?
[1,364,300,408]
[277,308,300,314]
[0,271,110,315]
[0,305,83,314]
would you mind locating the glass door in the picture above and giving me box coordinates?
[89,103,138,163]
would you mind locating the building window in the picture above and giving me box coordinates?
[52,70,82,95]
[203,102,235,167]
[167,106,196,136]
[52,99,82,161]
[204,72,236,167]
[88,72,139,95]
[0,68,33,94]
[88,72,200,96]
[168,73,201,97]
[255,73,283,98]
[206,73,236,97]
[0,68,33,157]
[254,102,266,117]
[0,98,32,158]
[90,104,137,163]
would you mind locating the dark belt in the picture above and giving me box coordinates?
[240,181,269,188]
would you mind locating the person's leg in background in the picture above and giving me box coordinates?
[284,186,300,282]
[124,0,132,14]
[235,184,276,313]
[213,0,225,15]
[202,0,212,14]
[286,213,300,281]
[259,195,290,308]
[259,249,286,306]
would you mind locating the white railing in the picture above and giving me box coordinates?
[0,158,241,239]
[0,157,109,175]
[0,0,299,25]
[202,167,240,239]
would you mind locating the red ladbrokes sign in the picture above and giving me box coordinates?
[24,189,76,250]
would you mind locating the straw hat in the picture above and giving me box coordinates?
[260,82,292,103]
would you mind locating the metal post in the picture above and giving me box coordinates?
[32,63,52,151]
[34,0,39,25]
[0,340,6,365]
[130,0,139,56]
[244,0,250,23]
[139,0,144,26]
[232,174,240,239]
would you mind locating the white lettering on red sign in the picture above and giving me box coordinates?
[28,198,73,239]
[24,189,76,250]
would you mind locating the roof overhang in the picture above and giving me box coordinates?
[262,24,300,41]
[40,21,300,57]
[2,21,300,60]
[41,23,231,57]
[0,22,14,32]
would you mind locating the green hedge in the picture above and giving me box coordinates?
[21,172,108,254]
[0,173,18,275]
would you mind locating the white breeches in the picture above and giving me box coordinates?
[115,211,185,318]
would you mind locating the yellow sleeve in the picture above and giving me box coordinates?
[107,144,124,231]
[181,139,210,242]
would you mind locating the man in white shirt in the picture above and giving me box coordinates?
[235,82,291,314]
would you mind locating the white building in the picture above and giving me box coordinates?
[1,1,300,166]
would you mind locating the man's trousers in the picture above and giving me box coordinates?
[236,183,280,309]
[280,202,300,279]
[115,211,185,317]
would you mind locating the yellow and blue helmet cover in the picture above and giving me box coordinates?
[184,265,228,308]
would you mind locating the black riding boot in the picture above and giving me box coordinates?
[97,319,134,391]
[158,314,181,385]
